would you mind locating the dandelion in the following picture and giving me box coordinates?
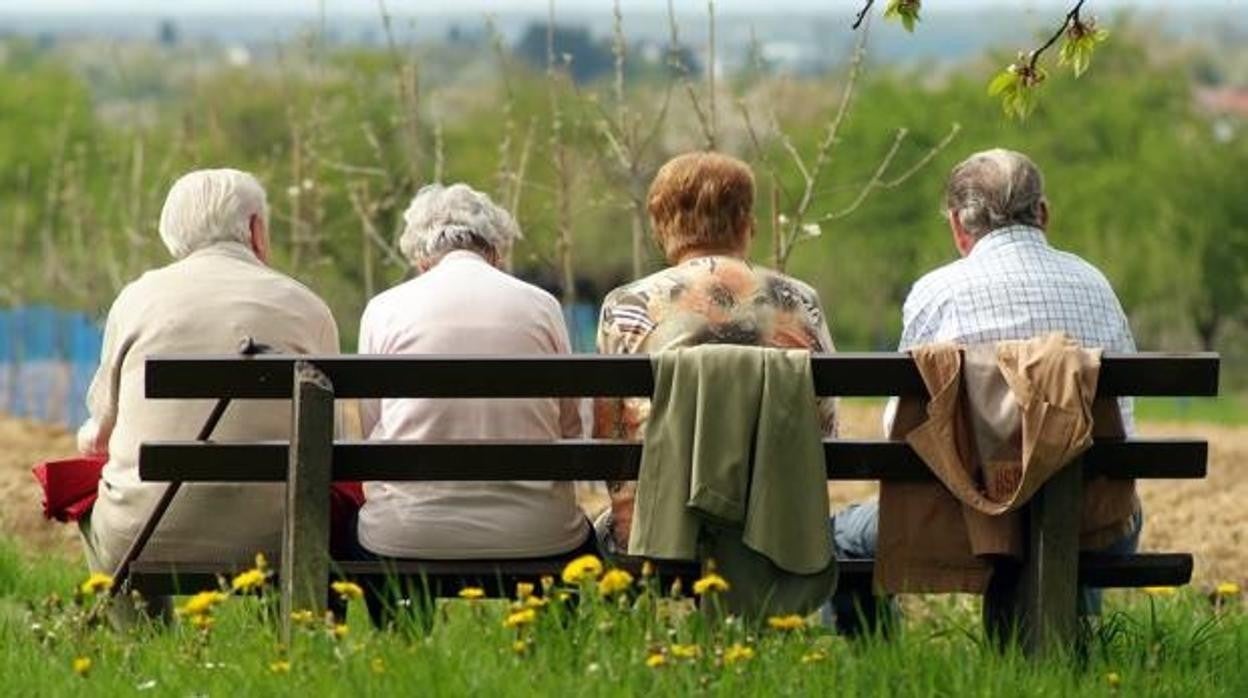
[645,653,667,669]
[290,610,316,627]
[331,623,349,640]
[231,568,268,594]
[515,582,535,601]
[370,658,386,674]
[670,644,701,660]
[254,552,269,570]
[540,575,555,592]
[561,555,604,584]
[503,608,538,629]
[1106,671,1121,688]
[512,640,529,655]
[801,649,828,664]
[331,581,364,602]
[1215,582,1241,598]
[523,596,549,610]
[641,561,655,578]
[269,660,291,674]
[599,569,634,596]
[1142,586,1177,597]
[80,573,114,596]
[190,614,215,631]
[72,656,92,677]
[722,643,755,665]
[693,573,730,596]
[767,614,806,632]
[179,591,227,617]
[458,587,486,601]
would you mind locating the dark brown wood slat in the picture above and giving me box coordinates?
[145,353,1219,399]
[138,439,1208,483]
[127,553,1191,597]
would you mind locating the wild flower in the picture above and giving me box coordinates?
[331,623,350,640]
[599,569,634,596]
[641,561,655,578]
[178,591,227,617]
[722,643,755,665]
[512,640,529,655]
[561,555,604,584]
[645,653,667,668]
[331,581,364,602]
[800,649,828,664]
[670,644,701,660]
[72,656,92,677]
[515,582,535,600]
[1142,586,1177,597]
[1215,582,1241,597]
[458,587,486,601]
[523,596,550,610]
[230,568,268,594]
[692,573,730,596]
[504,608,538,629]
[79,573,114,596]
[289,610,316,627]
[767,614,806,632]
[370,658,386,674]
[269,660,291,674]
[189,614,215,631]
[1106,671,1121,688]
[540,576,556,592]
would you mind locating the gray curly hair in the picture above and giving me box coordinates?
[944,149,1046,238]
[398,183,522,268]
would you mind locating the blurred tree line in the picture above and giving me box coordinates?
[0,20,1244,383]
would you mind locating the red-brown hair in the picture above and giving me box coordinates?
[647,152,755,263]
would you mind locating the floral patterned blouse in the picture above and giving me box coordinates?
[592,255,838,550]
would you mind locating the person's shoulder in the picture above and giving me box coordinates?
[905,258,966,306]
[1052,246,1118,291]
[755,266,822,305]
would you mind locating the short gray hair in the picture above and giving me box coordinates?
[398,183,521,267]
[944,149,1046,238]
[158,169,267,258]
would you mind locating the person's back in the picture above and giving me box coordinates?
[80,170,339,575]
[355,186,587,560]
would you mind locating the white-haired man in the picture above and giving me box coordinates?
[832,149,1140,624]
[353,183,591,571]
[78,169,339,595]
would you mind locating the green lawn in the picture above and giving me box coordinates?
[1,540,1245,697]
[1134,396,1248,426]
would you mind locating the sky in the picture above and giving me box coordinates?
[2,0,1229,15]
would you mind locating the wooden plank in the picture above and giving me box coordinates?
[145,353,1220,399]
[139,438,1209,483]
[280,361,335,644]
[1017,459,1083,659]
[128,553,1191,597]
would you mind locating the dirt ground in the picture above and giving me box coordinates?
[1,405,1243,586]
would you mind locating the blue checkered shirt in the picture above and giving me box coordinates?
[898,225,1136,432]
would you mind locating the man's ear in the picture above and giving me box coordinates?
[1036,199,1050,229]
[249,214,270,265]
[948,210,975,257]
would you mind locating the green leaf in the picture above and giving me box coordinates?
[987,69,1019,96]
[883,0,921,33]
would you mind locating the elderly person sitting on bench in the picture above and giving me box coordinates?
[592,151,838,554]
[78,169,340,611]
[353,184,593,567]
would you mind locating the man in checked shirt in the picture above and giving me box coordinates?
[830,148,1141,627]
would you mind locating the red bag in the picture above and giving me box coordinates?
[31,456,107,523]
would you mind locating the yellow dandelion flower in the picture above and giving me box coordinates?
[645,653,667,669]
[801,649,828,664]
[254,552,269,570]
[269,660,291,674]
[458,587,486,601]
[561,554,604,584]
[290,610,316,627]
[503,608,538,629]
[767,614,806,631]
[178,591,227,617]
[540,575,555,592]
[80,573,114,596]
[516,582,535,600]
[641,560,656,578]
[670,644,701,660]
[523,596,549,610]
[1215,582,1241,597]
[72,656,92,677]
[723,643,755,665]
[1142,586,1177,597]
[370,658,386,674]
[512,640,529,655]
[692,573,729,596]
[331,581,364,602]
[1106,672,1121,688]
[331,623,349,640]
[190,614,215,631]
[231,568,268,594]
[599,569,634,596]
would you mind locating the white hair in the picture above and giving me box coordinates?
[398,183,522,268]
[158,169,267,259]
[945,148,1046,238]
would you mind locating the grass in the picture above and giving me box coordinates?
[1,540,1245,697]
[1134,396,1248,426]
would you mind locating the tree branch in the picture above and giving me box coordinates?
[1027,0,1087,74]
[852,0,876,30]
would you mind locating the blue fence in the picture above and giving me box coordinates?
[0,306,104,428]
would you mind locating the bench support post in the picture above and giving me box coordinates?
[1018,457,1083,658]
[280,361,334,644]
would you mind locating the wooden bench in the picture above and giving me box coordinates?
[130,352,1218,656]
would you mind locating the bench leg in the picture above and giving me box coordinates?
[281,361,335,644]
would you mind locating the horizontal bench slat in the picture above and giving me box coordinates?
[139,438,1207,483]
[127,553,1193,597]
[145,353,1219,399]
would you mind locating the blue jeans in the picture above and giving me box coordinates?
[825,499,1143,623]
